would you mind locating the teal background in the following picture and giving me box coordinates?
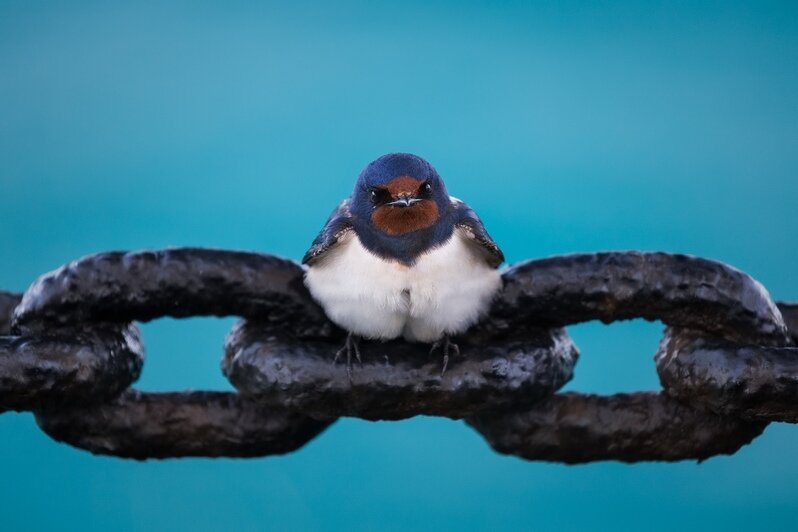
[1,1,796,530]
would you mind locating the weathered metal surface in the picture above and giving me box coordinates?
[461,253,792,463]
[1,248,795,462]
[35,390,334,460]
[466,392,766,464]
[12,248,329,336]
[0,291,21,335]
[496,252,789,345]
[0,324,144,412]
[224,321,578,421]
[779,302,798,343]
[656,328,798,422]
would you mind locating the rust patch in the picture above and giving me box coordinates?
[372,200,439,235]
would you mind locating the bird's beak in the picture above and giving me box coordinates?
[387,197,423,207]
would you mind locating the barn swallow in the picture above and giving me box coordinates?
[303,153,504,378]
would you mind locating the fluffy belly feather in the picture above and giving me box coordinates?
[304,229,501,343]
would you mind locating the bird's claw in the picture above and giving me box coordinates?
[429,336,460,376]
[334,332,362,383]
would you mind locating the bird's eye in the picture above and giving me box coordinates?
[424,183,432,193]
[370,188,390,204]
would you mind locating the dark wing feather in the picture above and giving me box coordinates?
[302,200,354,266]
[452,198,505,268]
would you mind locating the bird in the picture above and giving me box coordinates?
[302,153,504,378]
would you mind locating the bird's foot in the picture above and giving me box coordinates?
[334,332,362,383]
[429,335,460,376]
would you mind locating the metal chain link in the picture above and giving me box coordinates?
[1,248,795,462]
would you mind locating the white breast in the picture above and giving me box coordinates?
[304,228,501,343]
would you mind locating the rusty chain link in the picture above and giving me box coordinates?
[1,248,795,463]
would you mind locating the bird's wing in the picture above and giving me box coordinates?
[302,199,355,266]
[451,197,505,269]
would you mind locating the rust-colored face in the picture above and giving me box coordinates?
[370,176,439,236]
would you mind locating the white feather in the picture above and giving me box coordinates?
[304,227,501,343]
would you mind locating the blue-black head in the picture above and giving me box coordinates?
[350,153,456,263]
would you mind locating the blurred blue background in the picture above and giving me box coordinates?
[1,1,796,530]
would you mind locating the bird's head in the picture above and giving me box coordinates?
[351,153,450,236]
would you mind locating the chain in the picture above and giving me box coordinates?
[1,248,795,463]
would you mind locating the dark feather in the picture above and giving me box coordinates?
[302,200,354,265]
[452,198,505,268]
